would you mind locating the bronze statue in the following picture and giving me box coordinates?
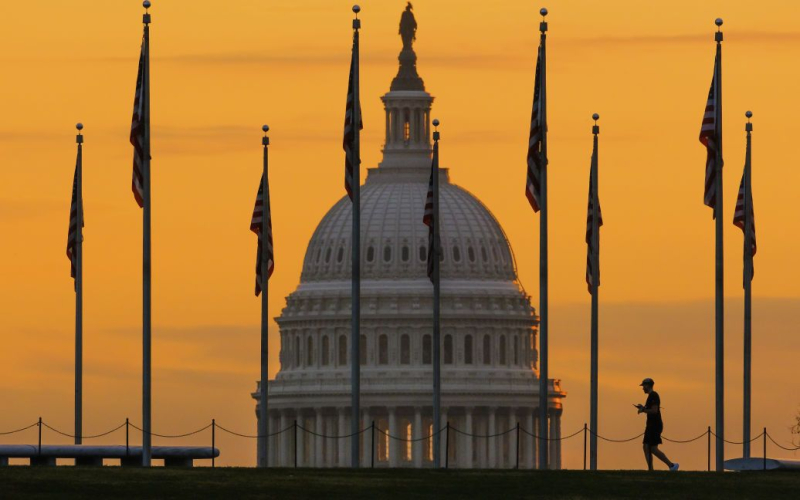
[399,2,417,50]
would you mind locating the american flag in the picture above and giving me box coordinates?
[343,31,362,201]
[250,175,274,296]
[130,40,146,208]
[526,46,544,212]
[733,172,756,285]
[699,57,720,217]
[585,157,603,294]
[66,161,83,285]
[423,156,436,283]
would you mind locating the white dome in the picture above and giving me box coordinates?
[301,168,517,282]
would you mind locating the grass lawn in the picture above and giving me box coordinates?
[0,468,797,499]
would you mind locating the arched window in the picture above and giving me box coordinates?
[338,335,347,366]
[464,335,473,365]
[315,248,322,263]
[514,335,519,365]
[453,246,461,263]
[321,336,330,366]
[360,334,367,365]
[400,334,410,365]
[336,247,344,263]
[378,334,389,365]
[295,336,300,367]
[383,245,392,263]
[402,246,410,262]
[325,247,332,263]
[468,246,476,262]
[423,335,432,365]
[499,335,507,365]
[481,247,488,262]
[444,334,453,364]
[419,245,427,262]
[483,335,491,365]
[366,246,375,262]
[307,336,314,366]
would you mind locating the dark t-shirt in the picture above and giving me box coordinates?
[645,391,663,428]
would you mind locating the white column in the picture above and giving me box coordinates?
[269,414,279,466]
[315,408,324,467]
[555,410,562,469]
[297,413,305,467]
[464,407,474,469]
[526,410,534,469]
[279,411,289,467]
[413,407,423,468]
[548,410,557,470]
[441,408,449,467]
[337,408,347,467]
[509,410,517,469]
[325,416,334,466]
[363,408,372,467]
[488,407,497,468]
[389,407,398,467]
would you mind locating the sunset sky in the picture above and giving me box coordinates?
[0,0,798,469]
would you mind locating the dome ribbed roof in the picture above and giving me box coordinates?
[301,169,518,282]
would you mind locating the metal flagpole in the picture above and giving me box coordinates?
[713,17,724,472]
[75,123,84,446]
[258,125,271,467]
[142,0,153,467]
[350,4,362,469]
[537,7,549,470]
[743,111,753,459]
[589,114,600,470]
[432,120,441,468]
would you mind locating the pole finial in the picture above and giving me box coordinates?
[745,110,752,120]
[714,18,723,42]
[715,17,723,28]
[76,123,84,143]
[353,5,361,29]
[143,1,151,24]
[540,7,548,33]
[592,114,599,134]
[745,111,753,132]
[592,113,599,123]
[262,124,270,134]
[432,119,440,141]
[262,125,270,146]
[76,122,84,132]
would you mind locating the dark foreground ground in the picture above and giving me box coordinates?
[1,468,798,499]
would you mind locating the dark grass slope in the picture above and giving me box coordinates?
[1,468,798,499]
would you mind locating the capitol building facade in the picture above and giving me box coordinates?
[253,7,565,469]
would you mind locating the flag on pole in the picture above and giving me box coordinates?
[423,158,436,282]
[699,56,720,217]
[343,31,363,201]
[733,173,756,284]
[526,47,544,212]
[66,162,83,285]
[130,41,146,208]
[585,159,602,294]
[251,176,274,296]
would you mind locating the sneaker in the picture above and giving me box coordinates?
[669,463,680,471]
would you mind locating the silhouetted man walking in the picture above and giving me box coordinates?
[636,378,679,471]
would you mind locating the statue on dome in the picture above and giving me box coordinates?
[399,2,417,50]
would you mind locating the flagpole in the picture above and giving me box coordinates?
[258,125,270,467]
[350,4,362,469]
[743,111,753,459]
[589,114,600,471]
[537,7,549,470]
[431,120,442,469]
[75,123,84,446]
[141,0,153,467]
[713,17,724,472]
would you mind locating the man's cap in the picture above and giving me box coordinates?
[640,377,654,386]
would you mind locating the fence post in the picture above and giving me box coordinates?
[294,420,298,468]
[211,419,216,468]
[445,422,450,469]
[583,423,588,471]
[763,427,767,471]
[370,421,375,469]
[126,418,130,457]
[515,422,520,470]
[707,426,711,472]
[37,417,42,456]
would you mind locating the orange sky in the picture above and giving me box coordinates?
[0,0,798,469]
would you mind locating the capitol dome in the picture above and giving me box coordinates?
[254,5,565,470]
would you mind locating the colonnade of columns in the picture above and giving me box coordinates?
[261,406,563,469]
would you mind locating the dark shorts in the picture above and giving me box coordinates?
[643,424,663,446]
